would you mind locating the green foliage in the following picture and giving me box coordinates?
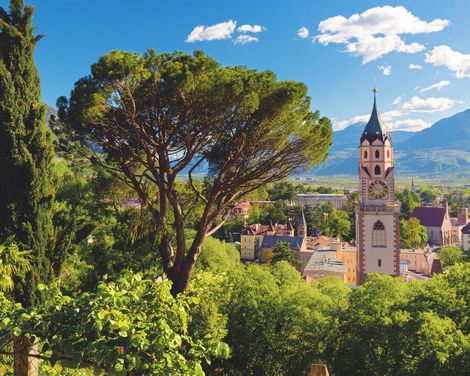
[331,271,470,376]
[0,241,31,292]
[194,236,240,274]
[0,0,57,306]
[0,273,229,374]
[397,187,420,219]
[267,181,298,201]
[419,186,438,204]
[400,217,428,249]
[439,246,464,268]
[223,263,347,375]
[271,242,296,266]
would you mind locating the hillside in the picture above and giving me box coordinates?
[313,109,470,176]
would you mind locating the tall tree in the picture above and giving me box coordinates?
[55,50,332,294]
[0,0,55,306]
[0,1,56,374]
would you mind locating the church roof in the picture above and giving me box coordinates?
[361,91,391,144]
[410,207,448,228]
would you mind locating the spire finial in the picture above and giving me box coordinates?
[372,80,378,96]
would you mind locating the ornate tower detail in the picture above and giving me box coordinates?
[356,89,400,284]
[297,209,307,238]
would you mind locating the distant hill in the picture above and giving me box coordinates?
[312,109,470,176]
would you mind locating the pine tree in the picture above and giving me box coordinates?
[0,0,55,307]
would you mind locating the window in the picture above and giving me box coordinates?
[387,150,390,158]
[372,221,386,247]
[375,165,381,175]
[375,150,380,158]
[364,150,368,159]
[378,259,382,267]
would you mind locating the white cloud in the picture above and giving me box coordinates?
[392,96,402,105]
[389,118,431,131]
[186,20,237,43]
[378,64,392,76]
[334,114,370,130]
[234,34,258,45]
[237,24,265,33]
[409,63,423,70]
[420,80,451,93]
[425,45,470,78]
[297,27,310,39]
[315,6,448,63]
[400,96,459,113]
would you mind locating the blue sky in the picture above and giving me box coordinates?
[4,0,470,131]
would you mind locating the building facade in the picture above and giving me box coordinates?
[240,223,295,260]
[462,222,470,251]
[356,90,400,284]
[410,204,453,246]
[296,193,348,209]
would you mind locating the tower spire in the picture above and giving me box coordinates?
[360,86,390,144]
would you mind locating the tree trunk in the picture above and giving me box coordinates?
[170,244,201,296]
[13,336,38,376]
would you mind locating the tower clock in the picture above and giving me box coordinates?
[355,89,400,284]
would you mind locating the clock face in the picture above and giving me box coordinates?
[368,181,388,199]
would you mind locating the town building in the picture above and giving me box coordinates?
[410,203,453,246]
[450,207,469,243]
[296,193,348,209]
[400,248,437,275]
[462,222,470,251]
[355,89,401,284]
[302,248,347,284]
[240,222,295,260]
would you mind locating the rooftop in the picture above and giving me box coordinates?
[360,91,391,144]
[411,206,448,227]
[303,250,346,274]
[261,235,305,251]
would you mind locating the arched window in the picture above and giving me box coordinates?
[375,150,380,158]
[372,221,386,248]
[387,150,390,158]
[374,165,381,175]
[364,150,368,159]
[378,259,382,267]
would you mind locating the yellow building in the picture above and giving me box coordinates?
[342,246,358,286]
[240,223,294,260]
[400,248,434,274]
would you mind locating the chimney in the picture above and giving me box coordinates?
[457,207,468,225]
[331,240,343,261]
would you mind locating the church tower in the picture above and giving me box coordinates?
[356,89,400,284]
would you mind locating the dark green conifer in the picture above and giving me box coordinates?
[0,0,55,306]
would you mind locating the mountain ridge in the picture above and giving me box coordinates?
[312,108,470,176]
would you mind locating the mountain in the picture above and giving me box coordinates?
[313,109,470,176]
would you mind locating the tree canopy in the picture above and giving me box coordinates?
[55,49,332,293]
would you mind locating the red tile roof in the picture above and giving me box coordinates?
[411,207,447,227]
[241,224,293,236]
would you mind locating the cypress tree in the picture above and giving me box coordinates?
[0,0,55,307]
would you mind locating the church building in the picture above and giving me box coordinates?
[356,89,401,284]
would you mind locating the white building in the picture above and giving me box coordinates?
[462,223,470,251]
[296,193,348,209]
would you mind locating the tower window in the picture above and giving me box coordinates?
[372,220,386,248]
[375,150,380,158]
[374,165,381,175]
[387,150,390,158]
[364,150,368,159]
[378,259,382,267]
